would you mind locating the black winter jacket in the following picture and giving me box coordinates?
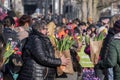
[3,27,18,43]
[18,30,61,80]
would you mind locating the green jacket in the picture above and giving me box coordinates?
[97,33,120,80]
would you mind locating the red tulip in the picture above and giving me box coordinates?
[16,51,22,55]
[14,47,19,51]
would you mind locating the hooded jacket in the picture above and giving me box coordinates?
[97,32,120,80]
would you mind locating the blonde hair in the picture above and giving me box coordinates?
[47,22,56,36]
[110,14,120,28]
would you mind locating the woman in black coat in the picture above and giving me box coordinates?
[18,21,69,80]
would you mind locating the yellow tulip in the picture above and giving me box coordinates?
[6,45,10,51]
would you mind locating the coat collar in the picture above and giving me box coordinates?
[32,29,48,39]
[114,32,120,39]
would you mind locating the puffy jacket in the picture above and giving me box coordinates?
[18,30,61,80]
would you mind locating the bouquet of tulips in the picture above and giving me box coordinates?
[3,42,14,64]
[3,40,23,80]
[55,35,75,52]
[90,31,105,64]
[54,35,75,75]
[77,34,83,42]
[94,31,105,41]
[3,40,22,65]
[76,34,83,52]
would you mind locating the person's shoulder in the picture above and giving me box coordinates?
[14,26,25,32]
[110,33,120,45]
[113,33,120,40]
[29,34,40,42]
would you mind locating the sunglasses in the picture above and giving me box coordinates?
[43,28,48,30]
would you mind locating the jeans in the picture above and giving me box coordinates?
[95,68,104,80]
[107,68,113,80]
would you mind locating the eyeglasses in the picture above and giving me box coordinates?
[43,28,48,30]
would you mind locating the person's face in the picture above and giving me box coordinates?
[11,24,15,29]
[40,26,48,35]
[62,18,66,24]
[102,18,109,24]
[24,23,30,31]
[87,29,91,35]
[32,20,36,24]
[91,27,95,32]
[80,25,87,30]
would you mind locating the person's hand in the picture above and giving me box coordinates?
[60,55,70,66]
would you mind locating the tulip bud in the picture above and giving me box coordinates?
[16,51,22,55]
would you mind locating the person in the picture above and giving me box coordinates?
[78,22,87,34]
[87,17,93,25]
[3,15,32,80]
[0,33,5,80]
[18,21,70,80]
[95,20,120,80]
[0,20,9,80]
[7,10,19,27]
[15,15,32,41]
[47,21,56,49]
[99,14,120,80]
[0,20,5,66]
[2,16,18,43]
[0,7,7,20]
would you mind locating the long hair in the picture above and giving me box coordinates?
[110,14,120,28]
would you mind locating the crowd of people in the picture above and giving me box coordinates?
[0,9,120,80]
